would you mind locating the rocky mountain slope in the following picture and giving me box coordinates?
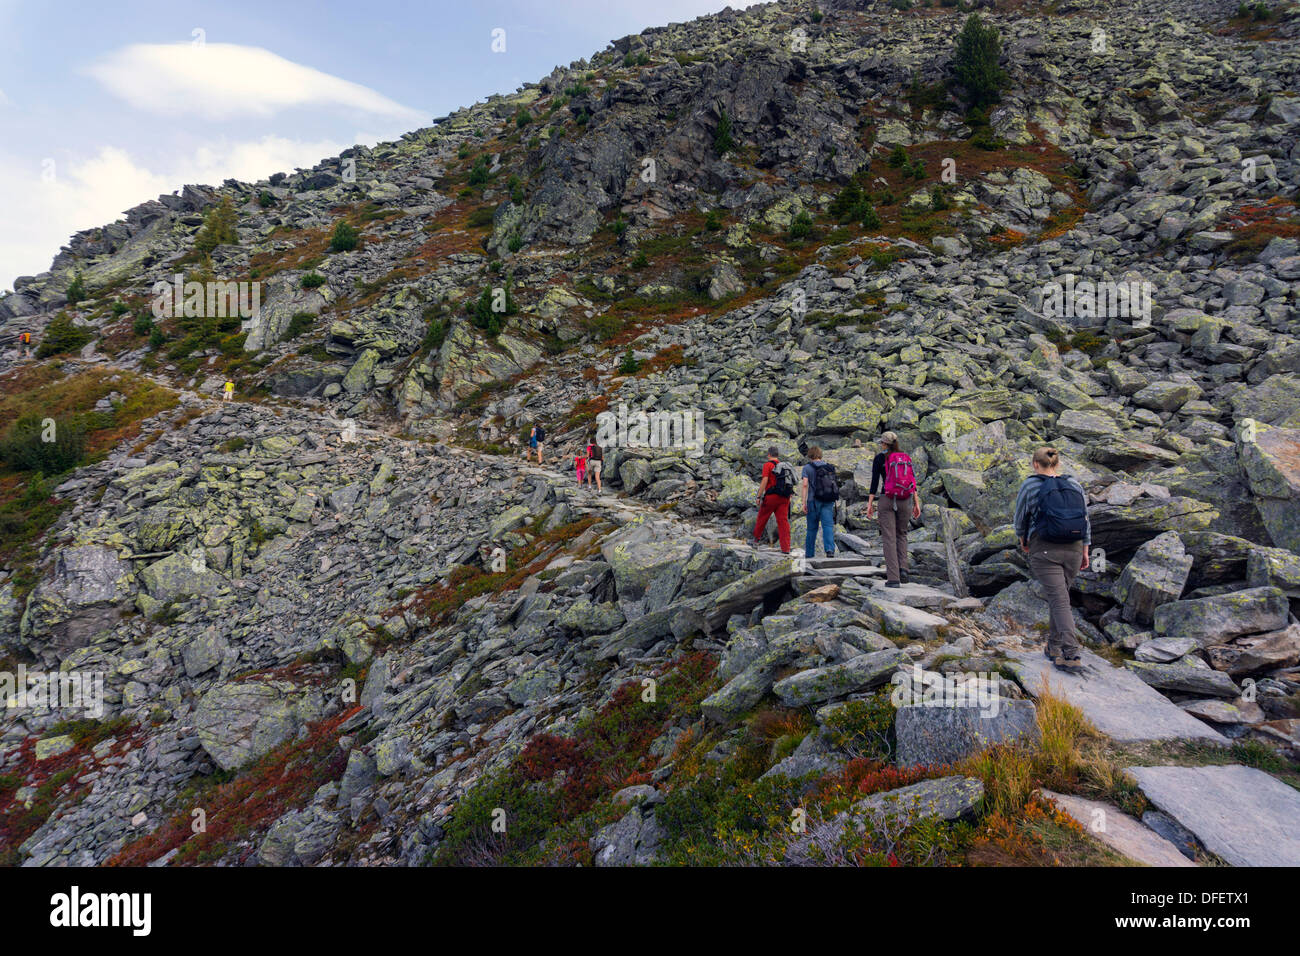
[2,0,1300,867]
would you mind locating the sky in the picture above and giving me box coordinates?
[0,0,732,292]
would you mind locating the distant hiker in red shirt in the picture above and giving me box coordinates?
[574,445,588,487]
[753,446,796,554]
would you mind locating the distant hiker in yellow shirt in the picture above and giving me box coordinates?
[223,380,234,402]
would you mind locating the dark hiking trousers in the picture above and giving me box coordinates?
[1027,537,1084,659]
[876,496,911,583]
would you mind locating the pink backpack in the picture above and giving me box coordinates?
[882,452,916,498]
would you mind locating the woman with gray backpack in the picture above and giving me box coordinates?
[1014,446,1092,673]
[865,431,920,588]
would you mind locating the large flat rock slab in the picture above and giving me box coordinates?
[1008,648,1227,744]
[1041,790,1194,867]
[1125,764,1300,867]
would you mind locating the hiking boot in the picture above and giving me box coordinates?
[899,571,910,584]
[886,580,901,588]
[1053,656,1084,674]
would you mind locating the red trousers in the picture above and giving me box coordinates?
[754,494,791,552]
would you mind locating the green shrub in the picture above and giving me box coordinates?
[285,313,315,339]
[789,210,813,240]
[422,316,449,354]
[515,109,533,129]
[822,693,897,761]
[618,347,640,374]
[888,145,909,168]
[467,206,496,227]
[952,14,1006,108]
[148,328,166,349]
[507,234,523,253]
[195,197,239,254]
[36,312,92,358]
[714,108,736,156]
[132,312,154,336]
[328,222,359,253]
[300,272,326,289]
[468,284,517,336]
[468,157,490,187]
[65,273,86,306]
[257,190,276,208]
[0,414,87,474]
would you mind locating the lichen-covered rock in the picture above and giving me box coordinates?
[1152,587,1289,647]
[1113,531,1192,625]
[194,682,305,772]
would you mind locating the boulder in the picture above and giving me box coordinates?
[1203,624,1300,676]
[1112,531,1191,625]
[18,545,134,659]
[138,551,227,604]
[194,682,303,772]
[1152,587,1289,646]
[1237,423,1300,552]
[1125,661,1241,698]
[894,698,1039,768]
[771,648,908,707]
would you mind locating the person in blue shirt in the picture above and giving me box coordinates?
[800,445,836,560]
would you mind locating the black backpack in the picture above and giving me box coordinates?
[534,425,545,442]
[810,462,839,503]
[770,461,795,498]
[1034,475,1088,543]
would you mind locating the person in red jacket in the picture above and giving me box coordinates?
[752,447,795,554]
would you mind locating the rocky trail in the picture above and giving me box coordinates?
[3,0,1300,867]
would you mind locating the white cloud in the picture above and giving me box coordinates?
[0,88,10,107]
[86,42,425,125]
[0,136,344,292]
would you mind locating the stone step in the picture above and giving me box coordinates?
[865,580,964,610]
[1125,764,1300,867]
[1007,647,1227,744]
[1040,789,1195,867]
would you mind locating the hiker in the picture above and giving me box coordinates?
[588,438,604,492]
[574,444,588,487]
[1014,446,1092,673]
[752,446,795,554]
[865,430,921,588]
[222,380,234,402]
[529,423,545,465]
[801,445,838,559]
[18,331,32,359]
